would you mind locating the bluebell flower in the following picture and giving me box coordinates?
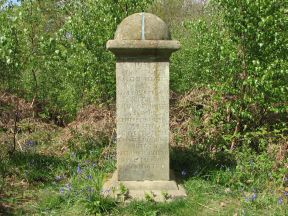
[278,197,283,205]
[181,170,187,176]
[59,188,65,194]
[251,193,257,201]
[87,186,93,193]
[25,140,36,148]
[77,164,82,174]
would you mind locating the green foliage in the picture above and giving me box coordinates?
[119,183,128,195]
[0,1,22,92]
[169,0,288,153]
[1,0,288,214]
[0,0,152,123]
[1,120,287,215]
[170,17,238,92]
[63,132,116,214]
[213,0,288,130]
[144,192,155,203]
[66,165,116,214]
[209,149,287,191]
[7,152,67,183]
[36,190,65,212]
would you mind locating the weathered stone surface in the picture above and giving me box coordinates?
[116,61,169,181]
[107,40,180,57]
[115,13,170,40]
[102,171,187,202]
[102,12,186,202]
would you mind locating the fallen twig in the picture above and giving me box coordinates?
[196,202,219,212]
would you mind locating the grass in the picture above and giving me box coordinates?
[0,124,287,216]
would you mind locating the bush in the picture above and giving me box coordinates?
[168,0,288,152]
[0,0,152,123]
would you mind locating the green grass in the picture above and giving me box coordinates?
[0,129,287,216]
[114,178,287,216]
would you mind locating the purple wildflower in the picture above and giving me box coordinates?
[181,170,187,176]
[87,186,92,193]
[283,191,288,198]
[278,197,283,205]
[59,188,65,194]
[251,193,257,201]
[77,164,82,174]
[25,140,36,148]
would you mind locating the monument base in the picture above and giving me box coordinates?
[101,171,187,202]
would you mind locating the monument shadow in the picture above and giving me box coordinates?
[170,146,236,183]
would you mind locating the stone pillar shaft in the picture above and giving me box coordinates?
[116,60,170,181]
[107,40,179,182]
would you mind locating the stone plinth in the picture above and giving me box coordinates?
[102,13,186,202]
[102,171,186,202]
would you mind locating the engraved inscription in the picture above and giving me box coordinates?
[117,61,170,180]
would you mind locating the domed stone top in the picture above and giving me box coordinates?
[114,13,171,40]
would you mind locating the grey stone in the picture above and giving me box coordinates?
[116,61,169,181]
[102,12,186,202]
[115,13,171,40]
[102,171,187,202]
[106,40,180,57]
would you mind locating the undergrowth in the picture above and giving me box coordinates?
[0,104,287,215]
[0,1,287,214]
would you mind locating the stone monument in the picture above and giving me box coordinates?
[102,12,186,201]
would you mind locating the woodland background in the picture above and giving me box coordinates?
[0,0,287,215]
